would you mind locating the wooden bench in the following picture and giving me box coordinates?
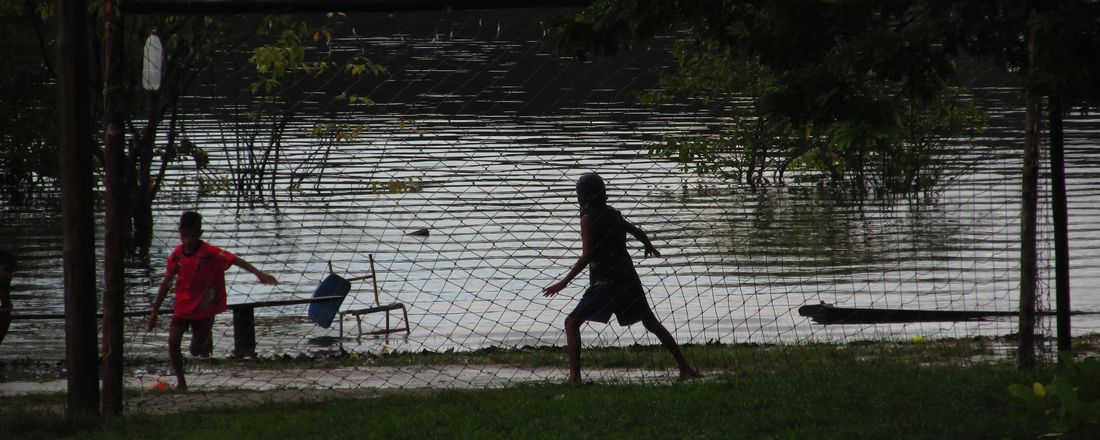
[10,254,409,356]
[227,295,344,358]
[9,297,344,358]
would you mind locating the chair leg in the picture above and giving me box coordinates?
[401,305,410,334]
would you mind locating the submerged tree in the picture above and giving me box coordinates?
[3,1,384,257]
[0,1,61,204]
[117,12,386,255]
[549,0,986,199]
[547,0,1100,368]
[224,15,387,211]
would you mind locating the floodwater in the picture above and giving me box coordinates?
[2,10,1099,363]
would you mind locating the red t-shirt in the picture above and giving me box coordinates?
[166,241,235,320]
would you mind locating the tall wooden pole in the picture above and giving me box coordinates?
[56,0,100,417]
[102,0,128,415]
[1020,99,1041,369]
[1019,30,1041,369]
[1049,93,1071,355]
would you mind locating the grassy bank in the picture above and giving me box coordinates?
[0,335,1015,381]
[2,350,1054,439]
[8,334,1088,384]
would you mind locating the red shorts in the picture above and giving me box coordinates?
[170,316,215,357]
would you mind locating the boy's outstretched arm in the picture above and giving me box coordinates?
[624,219,661,258]
[541,216,594,297]
[232,257,279,285]
[147,273,173,331]
[542,254,590,297]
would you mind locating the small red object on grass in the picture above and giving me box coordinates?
[148,379,171,392]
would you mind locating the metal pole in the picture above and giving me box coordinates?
[1049,93,1071,355]
[56,0,100,418]
[102,0,128,415]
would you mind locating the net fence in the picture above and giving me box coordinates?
[3,8,1099,411]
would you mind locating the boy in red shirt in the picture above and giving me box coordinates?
[147,211,278,390]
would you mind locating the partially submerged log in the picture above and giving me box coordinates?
[798,303,1017,325]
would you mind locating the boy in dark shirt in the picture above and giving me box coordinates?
[147,211,278,389]
[542,173,699,384]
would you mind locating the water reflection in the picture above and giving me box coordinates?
[2,13,1099,362]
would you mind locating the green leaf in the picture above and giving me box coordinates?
[1009,383,1035,401]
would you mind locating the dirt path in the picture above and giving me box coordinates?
[1,364,690,415]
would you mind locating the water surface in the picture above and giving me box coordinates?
[2,11,1097,361]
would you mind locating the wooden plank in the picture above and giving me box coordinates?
[226,295,344,310]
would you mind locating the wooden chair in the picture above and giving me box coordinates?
[336,254,410,343]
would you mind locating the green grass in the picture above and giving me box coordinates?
[112,336,999,375]
[2,358,1050,439]
[1,335,1048,382]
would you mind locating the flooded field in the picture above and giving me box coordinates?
[2,10,1098,363]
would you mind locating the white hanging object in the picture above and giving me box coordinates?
[142,34,163,91]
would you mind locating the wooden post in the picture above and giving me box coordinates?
[101,0,127,416]
[1049,93,1071,355]
[56,0,100,418]
[233,307,257,358]
[1019,33,1042,369]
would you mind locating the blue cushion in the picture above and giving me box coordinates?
[307,274,351,328]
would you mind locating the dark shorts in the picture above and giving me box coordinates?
[569,277,656,326]
[170,316,215,357]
